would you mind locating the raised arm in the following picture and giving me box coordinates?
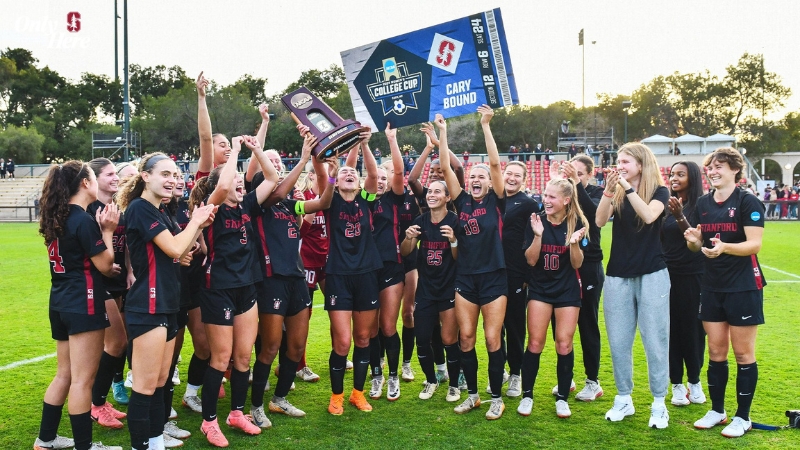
[434,114,462,199]
[408,128,435,196]
[303,159,335,214]
[207,136,241,206]
[360,131,378,194]
[243,136,280,205]
[255,104,271,148]
[196,72,213,174]
[385,124,405,196]
[263,134,315,206]
[478,105,503,199]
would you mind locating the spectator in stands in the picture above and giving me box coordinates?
[356,151,364,176]
[509,145,518,161]
[0,158,5,180]
[522,143,532,162]
[463,151,470,165]
[535,144,543,162]
[569,144,578,159]
[673,146,681,156]
[6,158,15,180]
[789,188,798,219]
[777,184,788,219]
[544,148,553,161]
[595,168,605,187]
[185,175,195,196]
[765,187,777,218]
[374,148,382,165]
[405,157,415,176]
[603,146,612,167]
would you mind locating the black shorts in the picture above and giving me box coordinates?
[325,271,380,312]
[177,308,190,329]
[305,266,326,290]
[415,297,455,316]
[378,261,404,290]
[403,250,418,273]
[699,289,764,326]
[200,285,257,326]
[527,285,582,308]
[257,275,312,317]
[454,269,507,306]
[108,290,127,301]
[50,310,109,341]
[125,311,178,341]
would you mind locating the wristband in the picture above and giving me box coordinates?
[294,201,306,216]
[328,176,336,184]
[450,240,458,248]
[603,191,614,198]
[625,187,635,195]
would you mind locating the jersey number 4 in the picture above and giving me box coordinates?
[48,240,66,273]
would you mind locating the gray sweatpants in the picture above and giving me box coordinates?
[604,269,671,398]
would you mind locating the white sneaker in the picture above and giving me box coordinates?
[296,366,320,382]
[445,386,461,402]
[162,432,184,448]
[124,371,133,389]
[649,403,669,429]
[506,374,521,398]
[182,395,202,413]
[164,420,191,439]
[575,379,604,402]
[485,370,510,394]
[556,399,572,418]
[34,435,75,449]
[485,398,505,420]
[721,416,752,438]
[605,395,635,422]
[551,379,576,396]
[694,409,728,429]
[454,395,481,414]
[169,407,177,419]
[89,443,122,450]
[671,384,690,406]
[269,396,306,417]
[517,397,533,416]
[419,381,437,400]
[346,359,354,370]
[250,405,272,429]
[688,382,707,404]
[387,375,400,401]
[172,367,180,386]
[401,363,415,382]
[369,376,385,399]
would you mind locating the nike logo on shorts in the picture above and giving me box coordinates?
[742,315,752,320]
[450,299,455,303]
[586,285,594,290]
[515,288,522,293]
[371,299,378,304]
[385,278,393,283]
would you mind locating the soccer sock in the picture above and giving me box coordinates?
[149,386,165,438]
[461,348,479,395]
[69,411,92,450]
[488,349,505,399]
[275,358,299,398]
[113,349,127,383]
[251,360,271,408]
[416,336,436,384]
[402,326,415,363]
[329,351,347,395]
[735,362,758,419]
[186,354,208,389]
[128,390,151,450]
[556,351,575,401]
[164,358,178,424]
[38,401,63,442]
[201,366,224,422]
[707,359,728,414]
[230,368,250,413]
[149,434,165,450]
[378,331,386,358]
[521,350,542,399]
[431,322,446,365]
[369,336,383,377]
[384,332,401,377]
[91,351,117,406]
[444,343,462,389]
[353,345,371,391]
[254,335,262,359]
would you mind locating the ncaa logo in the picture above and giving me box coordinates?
[427,33,464,74]
[751,211,761,221]
[383,59,398,80]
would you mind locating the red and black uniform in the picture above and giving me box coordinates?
[88,201,128,299]
[48,204,110,340]
[524,215,584,307]
[373,190,405,290]
[399,190,420,273]
[300,189,329,290]
[174,199,204,312]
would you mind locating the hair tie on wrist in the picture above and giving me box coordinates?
[603,191,613,198]
[625,187,635,195]
[328,176,336,184]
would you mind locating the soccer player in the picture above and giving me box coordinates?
[438,107,508,419]
[596,143,672,429]
[684,147,766,438]
[517,179,587,418]
[35,161,121,450]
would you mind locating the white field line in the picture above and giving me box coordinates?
[0,352,56,372]
[761,264,800,280]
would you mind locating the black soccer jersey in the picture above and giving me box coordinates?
[399,189,421,236]
[372,190,405,263]
[202,192,263,289]
[661,204,703,275]
[174,199,203,308]
[48,204,108,315]
[87,200,128,293]
[254,199,304,278]
[503,191,540,277]
[524,215,585,300]
[696,187,766,292]
[324,190,382,275]
[578,184,604,263]
[606,186,669,278]
[453,190,506,275]
[413,211,459,301]
[125,198,180,314]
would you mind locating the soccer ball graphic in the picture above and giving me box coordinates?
[393,99,407,114]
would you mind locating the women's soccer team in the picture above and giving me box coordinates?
[33,73,766,450]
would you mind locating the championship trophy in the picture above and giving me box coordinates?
[281,87,370,160]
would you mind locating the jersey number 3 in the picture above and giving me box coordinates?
[48,240,66,273]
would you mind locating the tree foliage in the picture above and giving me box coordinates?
[0,124,45,163]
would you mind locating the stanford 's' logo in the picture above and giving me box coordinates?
[67,12,81,33]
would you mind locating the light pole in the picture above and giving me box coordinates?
[122,0,130,162]
[579,29,596,109]
[622,100,632,143]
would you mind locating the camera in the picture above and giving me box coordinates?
[787,410,800,428]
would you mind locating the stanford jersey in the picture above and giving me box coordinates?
[324,190,382,275]
[502,192,540,277]
[48,205,108,315]
[413,211,459,301]
[696,187,766,292]
[524,215,585,300]
[300,189,329,268]
[453,190,506,275]
[372,190,405,263]
[88,200,128,293]
[254,199,304,278]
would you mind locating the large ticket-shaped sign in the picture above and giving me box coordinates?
[341,8,518,131]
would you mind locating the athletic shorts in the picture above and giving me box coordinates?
[49,310,109,341]
[200,284,257,326]
[403,250,418,273]
[177,308,190,329]
[256,275,312,317]
[305,266,326,290]
[415,296,455,316]
[699,289,764,326]
[455,269,507,306]
[325,271,380,312]
[125,311,178,341]
[527,285,582,308]
[378,261,404,290]
[108,290,127,301]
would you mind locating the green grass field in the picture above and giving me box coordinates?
[1,222,799,449]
